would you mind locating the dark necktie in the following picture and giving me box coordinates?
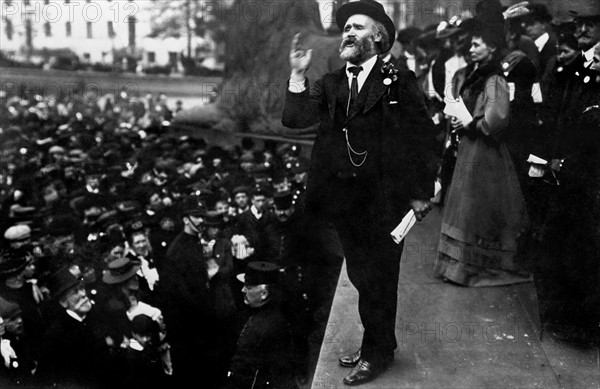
[347,66,363,115]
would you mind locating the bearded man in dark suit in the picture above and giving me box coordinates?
[282,0,437,385]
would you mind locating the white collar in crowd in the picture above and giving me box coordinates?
[534,32,550,52]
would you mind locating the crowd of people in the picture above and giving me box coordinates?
[1,0,599,387]
[0,82,341,388]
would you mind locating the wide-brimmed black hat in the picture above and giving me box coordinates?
[45,267,81,300]
[130,314,158,336]
[237,261,281,286]
[0,249,28,278]
[203,211,224,227]
[273,191,294,210]
[569,0,600,19]
[524,3,553,23]
[47,215,78,237]
[102,256,140,284]
[336,0,396,53]
[473,0,507,50]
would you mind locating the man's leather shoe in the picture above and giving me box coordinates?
[339,349,361,367]
[343,359,377,386]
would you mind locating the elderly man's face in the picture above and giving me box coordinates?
[60,284,92,316]
[575,18,600,51]
[340,14,381,64]
[242,284,266,308]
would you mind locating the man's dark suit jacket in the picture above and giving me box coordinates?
[538,33,557,77]
[282,58,437,226]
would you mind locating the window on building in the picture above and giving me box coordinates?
[168,52,178,67]
[44,21,51,37]
[147,52,156,63]
[83,53,91,61]
[107,21,115,38]
[5,18,13,40]
[65,21,71,37]
[128,16,136,48]
[87,22,93,39]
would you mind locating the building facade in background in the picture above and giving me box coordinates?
[0,0,222,73]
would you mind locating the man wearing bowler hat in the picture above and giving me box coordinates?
[283,0,437,384]
[37,267,112,387]
[227,261,294,389]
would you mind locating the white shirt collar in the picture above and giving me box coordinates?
[250,205,262,219]
[66,309,85,322]
[345,55,378,93]
[583,46,595,67]
[534,32,550,52]
[380,53,392,63]
[129,338,144,351]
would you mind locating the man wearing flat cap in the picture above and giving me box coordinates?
[3,225,32,249]
[283,0,437,385]
[226,261,294,389]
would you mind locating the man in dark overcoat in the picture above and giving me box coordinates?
[226,261,294,389]
[37,267,112,387]
[532,1,600,344]
[281,0,437,385]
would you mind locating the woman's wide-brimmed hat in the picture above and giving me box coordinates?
[0,249,28,278]
[336,0,396,53]
[472,0,507,50]
[102,256,140,284]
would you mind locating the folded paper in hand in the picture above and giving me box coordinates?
[390,181,441,244]
[527,154,547,178]
[443,96,473,127]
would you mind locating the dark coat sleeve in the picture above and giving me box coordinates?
[281,78,325,129]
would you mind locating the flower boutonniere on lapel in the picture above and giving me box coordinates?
[381,62,399,104]
[381,62,399,86]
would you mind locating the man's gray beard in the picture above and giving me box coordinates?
[339,36,377,64]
